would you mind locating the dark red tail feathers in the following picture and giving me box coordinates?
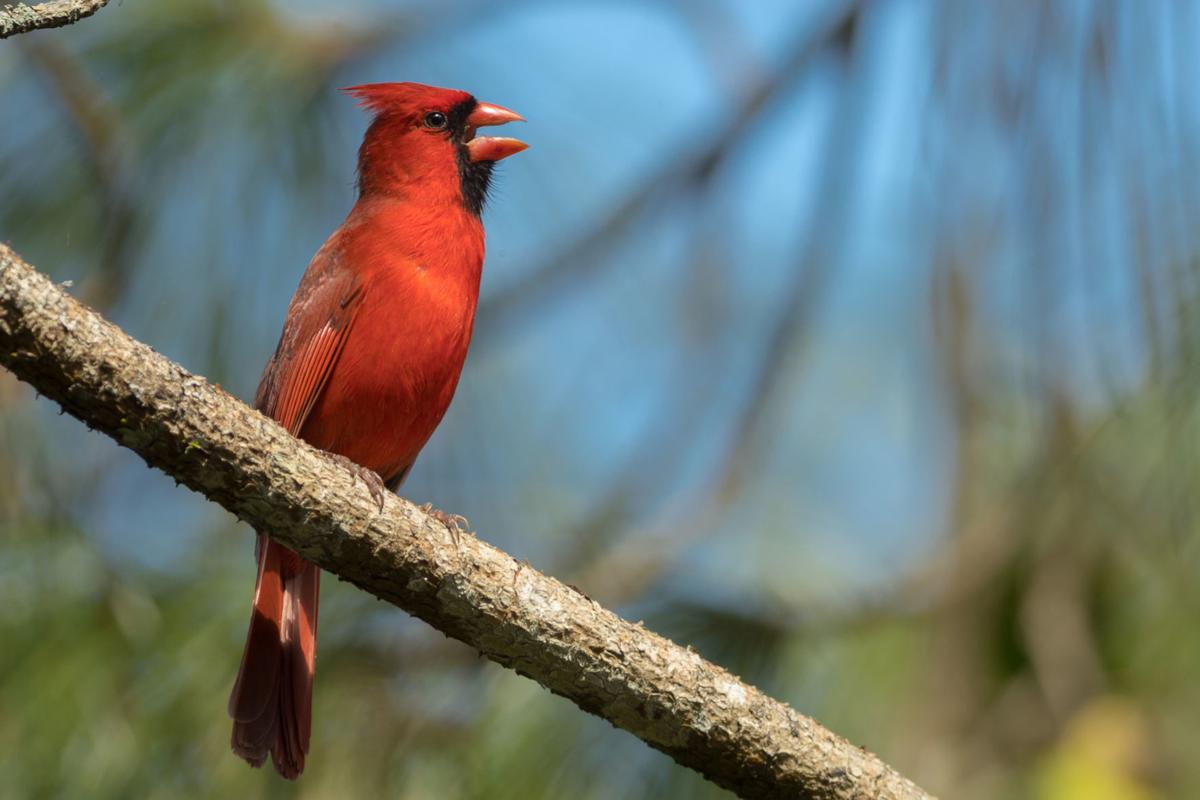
[228,534,320,779]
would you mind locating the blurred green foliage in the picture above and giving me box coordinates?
[3,1,1200,798]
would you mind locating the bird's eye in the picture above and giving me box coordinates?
[423,111,448,130]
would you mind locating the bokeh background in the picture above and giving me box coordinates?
[1,0,1197,797]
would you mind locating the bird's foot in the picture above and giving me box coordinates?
[330,454,388,511]
[420,503,469,546]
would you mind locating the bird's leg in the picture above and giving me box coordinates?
[328,454,388,512]
[419,503,469,547]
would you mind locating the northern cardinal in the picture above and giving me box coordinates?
[227,82,526,779]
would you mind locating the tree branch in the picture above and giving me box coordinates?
[0,0,107,38]
[0,243,934,800]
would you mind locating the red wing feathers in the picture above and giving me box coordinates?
[271,324,347,435]
[256,271,363,436]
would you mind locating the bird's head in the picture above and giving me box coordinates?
[343,82,527,216]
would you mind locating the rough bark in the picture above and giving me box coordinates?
[0,0,107,38]
[0,244,934,799]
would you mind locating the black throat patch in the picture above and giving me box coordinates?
[448,97,495,218]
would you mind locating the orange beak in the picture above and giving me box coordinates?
[465,102,528,163]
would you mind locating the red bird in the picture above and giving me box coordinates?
[227,82,526,779]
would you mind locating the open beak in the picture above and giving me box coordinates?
[465,102,528,163]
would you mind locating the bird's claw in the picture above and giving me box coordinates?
[330,454,387,512]
[420,503,469,546]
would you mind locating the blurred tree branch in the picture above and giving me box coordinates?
[0,0,106,38]
[21,37,140,310]
[0,244,935,799]
[475,0,865,339]
[568,12,865,607]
